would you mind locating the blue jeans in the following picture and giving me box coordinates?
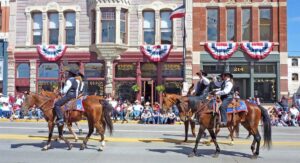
[142,117,150,124]
[2,110,11,118]
[36,109,43,119]
[220,96,233,123]
[133,110,141,119]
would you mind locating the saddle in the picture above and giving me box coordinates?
[64,96,85,112]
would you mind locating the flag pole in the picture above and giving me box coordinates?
[182,0,186,82]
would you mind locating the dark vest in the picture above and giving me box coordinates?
[220,80,234,100]
[195,80,208,96]
[67,77,78,95]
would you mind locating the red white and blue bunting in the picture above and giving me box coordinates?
[205,42,238,60]
[37,45,68,62]
[140,44,173,62]
[241,42,274,60]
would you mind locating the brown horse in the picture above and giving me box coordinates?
[22,92,113,151]
[162,93,272,159]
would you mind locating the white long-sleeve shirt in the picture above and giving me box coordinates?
[215,78,233,96]
[61,79,73,94]
[192,76,210,94]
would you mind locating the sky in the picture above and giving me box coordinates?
[287,0,300,56]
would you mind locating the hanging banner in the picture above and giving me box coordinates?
[205,42,238,60]
[241,42,273,60]
[140,44,173,62]
[37,45,67,62]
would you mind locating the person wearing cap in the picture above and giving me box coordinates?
[193,70,210,100]
[54,69,80,126]
[213,71,234,127]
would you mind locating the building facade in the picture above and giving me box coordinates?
[0,0,9,95]
[8,0,191,104]
[288,55,300,96]
[192,0,287,102]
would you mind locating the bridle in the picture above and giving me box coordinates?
[27,93,53,112]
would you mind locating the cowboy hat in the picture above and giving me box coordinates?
[145,102,150,106]
[196,70,207,77]
[67,69,78,76]
[219,70,233,79]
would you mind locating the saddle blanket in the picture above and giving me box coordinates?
[64,99,85,112]
[227,101,247,113]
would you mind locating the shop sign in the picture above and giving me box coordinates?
[115,63,136,78]
[163,63,183,77]
[141,63,157,78]
[229,65,249,73]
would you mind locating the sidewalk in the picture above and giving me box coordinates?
[0,118,183,125]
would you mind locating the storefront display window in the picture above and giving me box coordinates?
[162,63,183,78]
[38,63,59,78]
[254,63,276,73]
[38,80,59,92]
[115,81,135,102]
[87,80,105,96]
[115,63,136,78]
[164,81,182,94]
[203,63,225,74]
[17,63,30,78]
[254,78,276,102]
[141,63,157,78]
[85,63,105,78]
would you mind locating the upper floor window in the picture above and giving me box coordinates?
[91,10,96,44]
[260,8,271,41]
[101,8,115,43]
[161,11,172,44]
[143,11,155,45]
[32,12,43,45]
[17,63,30,78]
[48,12,59,44]
[207,9,218,41]
[242,8,251,41]
[292,73,299,81]
[227,9,235,41]
[292,58,298,66]
[65,12,76,45]
[120,9,127,44]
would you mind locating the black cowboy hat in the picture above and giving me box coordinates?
[196,70,208,77]
[219,70,233,79]
[67,69,78,76]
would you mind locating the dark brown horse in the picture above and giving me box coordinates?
[162,93,272,159]
[22,92,113,151]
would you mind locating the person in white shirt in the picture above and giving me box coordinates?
[213,71,234,127]
[192,70,210,100]
[289,105,299,126]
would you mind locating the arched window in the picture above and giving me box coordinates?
[32,12,43,45]
[143,10,155,44]
[292,58,298,66]
[160,10,172,44]
[48,12,59,44]
[292,73,298,81]
[38,63,59,78]
[17,63,30,78]
[65,11,76,45]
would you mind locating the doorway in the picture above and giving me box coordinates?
[234,78,250,99]
[142,80,156,105]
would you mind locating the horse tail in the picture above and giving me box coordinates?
[258,105,272,149]
[100,99,114,135]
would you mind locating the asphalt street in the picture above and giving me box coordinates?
[0,121,299,163]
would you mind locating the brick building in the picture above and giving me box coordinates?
[288,55,300,96]
[192,0,287,102]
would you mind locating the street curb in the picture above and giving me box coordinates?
[0,119,183,125]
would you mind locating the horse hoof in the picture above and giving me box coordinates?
[229,142,234,146]
[251,154,258,159]
[183,140,188,143]
[98,147,103,152]
[68,145,73,150]
[188,152,196,158]
[80,145,85,150]
[206,142,211,146]
[212,152,219,158]
[41,148,48,151]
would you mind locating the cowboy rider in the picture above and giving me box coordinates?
[192,70,210,100]
[213,71,234,127]
[54,69,80,126]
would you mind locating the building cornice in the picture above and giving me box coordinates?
[193,1,287,8]
[25,2,81,13]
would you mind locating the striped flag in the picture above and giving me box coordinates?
[169,5,185,19]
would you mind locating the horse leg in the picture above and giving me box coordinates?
[42,122,55,151]
[80,121,94,150]
[211,127,220,143]
[58,125,72,150]
[208,128,221,158]
[190,120,196,137]
[94,121,105,151]
[228,125,234,146]
[67,123,78,142]
[184,121,189,142]
[251,131,261,159]
[188,125,206,157]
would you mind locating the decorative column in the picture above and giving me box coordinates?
[105,60,113,95]
[155,10,160,45]
[250,61,254,98]
[137,10,143,45]
[136,62,142,101]
[7,60,15,96]
[59,12,64,44]
[42,12,48,44]
[96,7,101,44]
[75,11,80,46]
[25,12,32,46]
[116,6,121,44]
[29,60,37,93]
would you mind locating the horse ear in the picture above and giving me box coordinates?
[162,93,166,97]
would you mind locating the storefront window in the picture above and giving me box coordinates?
[38,80,59,92]
[162,63,183,78]
[254,63,276,73]
[164,81,182,94]
[115,63,136,78]
[229,63,249,74]
[115,81,135,102]
[38,63,59,78]
[254,78,276,102]
[203,63,225,74]
[141,63,157,78]
[17,63,30,78]
[87,80,105,96]
[84,63,105,78]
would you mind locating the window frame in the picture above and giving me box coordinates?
[91,10,96,44]
[292,58,298,66]
[143,10,156,45]
[160,10,173,44]
[48,12,59,45]
[120,8,128,44]
[17,63,30,79]
[32,12,43,45]
[207,8,219,41]
[292,73,299,81]
[259,8,272,41]
[101,8,116,43]
[226,8,236,41]
[64,11,76,45]
[242,8,252,41]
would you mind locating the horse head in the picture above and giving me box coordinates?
[162,93,180,113]
[21,91,37,115]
